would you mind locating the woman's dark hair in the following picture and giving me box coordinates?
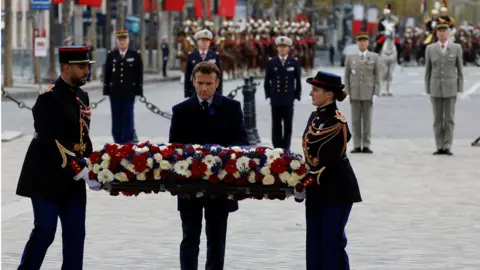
[192,61,221,80]
[335,90,347,102]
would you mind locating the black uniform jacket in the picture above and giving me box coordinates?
[103,48,143,99]
[16,77,93,201]
[301,102,362,207]
[264,56,301,106]
[184,49,222,98]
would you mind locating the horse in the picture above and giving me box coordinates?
[379,20,397,96]
[177,34,193,84]
[219,38,238,80]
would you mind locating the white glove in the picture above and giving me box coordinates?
[85,178,102,191]
[294,189,306,200]
[373,95,377,102]
[458,92,469,100]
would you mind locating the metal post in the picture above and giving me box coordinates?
[242,77,256,146]
[249,76,261,144]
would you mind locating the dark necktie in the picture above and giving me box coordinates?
[201,101,209,110]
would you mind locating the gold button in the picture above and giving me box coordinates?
[121,80,123,83]
[121,74,123,77]
[121,63,124,65]
[121,68,123,71]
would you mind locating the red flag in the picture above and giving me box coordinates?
[78,0,103,8]
[194,0,212,19]
[53,0,64,3]
[218,0,236,19]
[144,0,158,12]
[163,0,185,12]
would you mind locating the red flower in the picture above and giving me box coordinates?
[270,158,287,174]
[235,151,243,158]
[223,174,234,184]
[160,147,174,157]
[208,175,219,184]
[224,159,238,174]
[149,145,160,153]
[90,152,102,164]
[137,141,150,148]
[105,144,119,156]
[295,165,307,176]
[191,160,207,178]
[118,148,133,158]
[202,149,211,156]
[175,154,183,160]
[177,175,186,181]
[248,160,257,170]
[186,146,195,153]
[255,173,264,182]
[218,152,226,158]
[256,147,265,156]
[125,171,135,180]
[122,191,134,196]
[132,155,147,172]
[88,171,97,180]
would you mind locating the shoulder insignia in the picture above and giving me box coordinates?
[39,84,54,95]
[295,57,298,60]
[107,50,111,54]
[334,110,347,123]
[268,57,272,60]
[216,52,219,55]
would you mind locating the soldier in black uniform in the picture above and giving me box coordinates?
[184,29,222,98]
[103,29,143,144]
[161,36,169,77]
[264,36,301,150]
[16,46,101,269]
[297,71,362,270]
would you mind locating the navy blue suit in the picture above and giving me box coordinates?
[161,42,169,77]
[103,48,143,144]
[264,56,301,150]
[184,49,222,98]
[169,92,248,270]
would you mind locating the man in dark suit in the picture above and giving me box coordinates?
[169,61,248,270]
[103,29,143,144]
[264,36,302,150]
[161,36,169,77]
[16,46,100,269]
[184,29,222,98]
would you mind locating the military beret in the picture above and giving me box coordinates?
[436,24,449,30]
[356,32,369,41]
[194,29,213,40]
[275,36,293,46]
[115,29,129,38]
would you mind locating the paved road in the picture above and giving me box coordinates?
[2,66,480,269]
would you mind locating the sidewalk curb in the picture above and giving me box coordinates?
[2,76,181,101]
[2,131,24,142]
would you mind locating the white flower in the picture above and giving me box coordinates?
[214,156,222,164]
[153,169,161,180]
[92,164,101,174]
[97,169,114,184]
[196,191,204,198]
[231,146,242,151]
[176,149,184,155]
[174,160,189,176]
[262,174,275,185]
[248,171,256,183]
[253,158,260,165]
[100,160,109,169]
[290,160,301,170]
[153,153,163,162]
[114,172,128,182]
[279,172,290,183]
[236,156,250,171]
[147,158,154,168]
[287,173,300,186]
[137,172,146,181]
[230,153,236,159]
[274,148,284,155]
[218,170,227,180]
[159,145,168,150]
[186,157,193,164]
[160,160,172,170]
[260,167,271,176]
[233,171,241,178]
[265,149,280,163]
[192,144,202,149]
[135,146,149,154]
[202,170,213,180]
[120,159,130,167]
[203,155,215,168]
[127,164,135,173]
[101,153,111,161]
[185,170,192,178]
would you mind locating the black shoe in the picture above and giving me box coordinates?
[443,149,453,155]
[362,147,373,154]
[350,147,362,153]
[433,149,444,155]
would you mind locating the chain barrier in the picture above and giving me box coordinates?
[138,96,173,120]
[227,85,243,99]
[91,97,107,109]
[2,86,33,110]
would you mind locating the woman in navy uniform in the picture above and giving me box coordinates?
[297,71,362,270]
[16,46,100,269]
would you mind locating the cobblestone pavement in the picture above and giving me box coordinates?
[2,66,480,269]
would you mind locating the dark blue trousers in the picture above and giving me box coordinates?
[109,97,135,144]
[179,199,229,270]
[306,204,352,270]
[18,196,86,270]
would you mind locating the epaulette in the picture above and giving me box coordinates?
[334,110,347,123]
[107,50,111,54]
[294,57,298,60]
[39,84,54,95]
[216,52,219,55]
[268,57,272,60]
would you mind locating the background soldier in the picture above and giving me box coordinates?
[375,5,401,63]
[161,36,169,77]
[344,32,381,154]
[438,6,455,29]
[424,9,440,46]
[264,36,301,150]
[16,46,100,269]
[103,30,143,144]
[184,29,222,98]
[425,24,463,155]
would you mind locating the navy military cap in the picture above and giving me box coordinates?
[58,46,95,64]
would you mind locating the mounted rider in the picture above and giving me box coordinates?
[423,9,440,45]
[374,4,401,63]
[437,6,455,29]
